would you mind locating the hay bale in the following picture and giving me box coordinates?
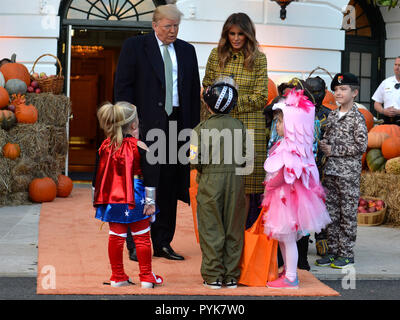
[1,93,70,206]
[360,172,400,226]
[0,128,9,150]
[25,93,70,127]
[9,157,36,193]
[8,123,49,160]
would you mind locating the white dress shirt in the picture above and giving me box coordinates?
[154,33,179,107]
[372,76,400,110]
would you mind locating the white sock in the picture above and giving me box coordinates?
[282,238,298,282]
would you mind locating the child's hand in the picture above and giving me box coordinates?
[143,204,155,216]
[320,140,332,156]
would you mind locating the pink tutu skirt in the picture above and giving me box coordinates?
[262,178,331,242]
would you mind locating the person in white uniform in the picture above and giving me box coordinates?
[372,56,400,124]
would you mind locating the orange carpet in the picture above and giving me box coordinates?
[36,188,339,296]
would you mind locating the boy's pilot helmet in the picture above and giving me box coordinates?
[203,76,238,114]
[306,76,326,107]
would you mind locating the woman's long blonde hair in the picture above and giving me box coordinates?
[97,101,138,149]
[218,12,260,70]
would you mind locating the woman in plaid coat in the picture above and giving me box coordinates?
[203,12,268,214]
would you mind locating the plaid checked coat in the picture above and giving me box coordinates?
[203,48,268,194]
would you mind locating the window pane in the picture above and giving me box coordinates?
[349,52,360,76]
[360,78,371,102]
[361,53,371,77]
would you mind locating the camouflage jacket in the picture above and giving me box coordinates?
[322,104,368,178]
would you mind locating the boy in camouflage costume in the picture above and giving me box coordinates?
[316,73,368,268]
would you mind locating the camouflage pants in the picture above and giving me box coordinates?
[323,175,360,259]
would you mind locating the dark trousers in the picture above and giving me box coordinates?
[151,107,182,250]
[126,107,182,252]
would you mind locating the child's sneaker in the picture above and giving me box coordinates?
[330,256,354,269]
[110,278,134,287]
[203,280,222,290]
[315,254,336,267]
[224,280,237,289]
[141,273,163,288]
[266,275,299,289]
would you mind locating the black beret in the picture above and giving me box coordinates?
[331,72,359,91]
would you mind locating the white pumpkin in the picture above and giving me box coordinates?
[0,71,5,87]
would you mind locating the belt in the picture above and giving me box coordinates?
[134,175,143,180]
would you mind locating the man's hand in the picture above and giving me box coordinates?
[384,107,397,117]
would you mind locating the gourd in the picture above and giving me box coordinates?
[358,108,374,132]
[367,132,389,148]
[381,137,400,160]
[0,109,17,130]
[5,79,27,95]
[2,142,20,160]
[385,157,400,174]
[29,177,57,203]
[57,174,73,197]
[0,86,9,108]
[15,104,38,124]
[0,53,31,87]
[366,148,386,172]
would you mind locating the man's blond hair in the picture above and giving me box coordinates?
[153,4,183,23]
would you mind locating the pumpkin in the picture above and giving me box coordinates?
[381,136,400,160]
[267,78,279,105]
[57,174,73,197]
[369,124,400,138]
[5,79,27,95]
[2,142,20,160]
[322,90,338,110]
[361,151,367,170]
[385,157,400,174]
[0,71,5,87]
[0,53,31,87]
[15,104,38,124]
[367,132,390,148]
[0,86,9,108]
[358,108,374,132]
[366,148,386,172]
[0,109,17,130]
[29,177,57,203]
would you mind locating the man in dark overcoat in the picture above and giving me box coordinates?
[114,4,200,260]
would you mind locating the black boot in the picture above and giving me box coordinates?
[297,235,310,271]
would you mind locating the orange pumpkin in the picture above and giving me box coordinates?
[367,132,389,148]
[358,108,374,132]
[0,53,31,87]
[15,104,38,124]
[0,87,9,108]
[29,177,57,203]
[369,124,400,138]
[267,78,279,105]
[322,90,339,110]
[381,136,400,160]
[57,174,73,197]
[2,142,20,160]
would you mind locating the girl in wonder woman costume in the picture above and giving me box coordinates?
[93,101,163,288]
[262,90,331,289]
